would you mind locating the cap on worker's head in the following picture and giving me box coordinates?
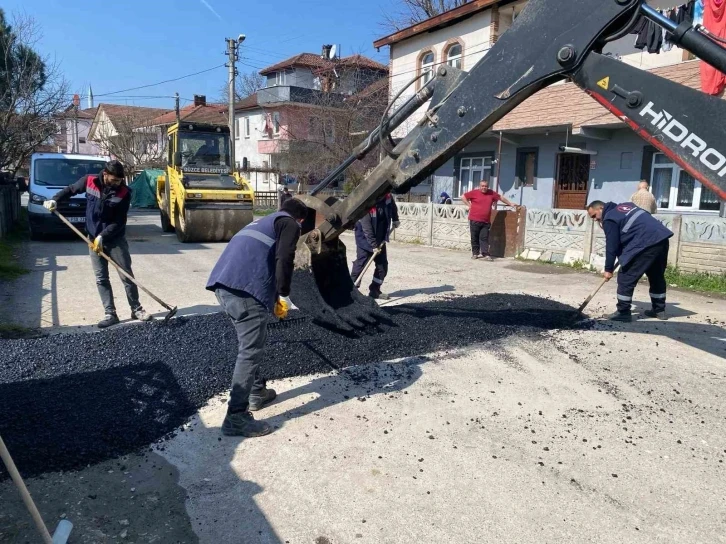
[281,198,308,220]
[104,160,125,179]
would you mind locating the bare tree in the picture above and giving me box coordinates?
[0,10,70,174]
[92,110,168,172]
[381,0,471,31]
[219,70,265,102]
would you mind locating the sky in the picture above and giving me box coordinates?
[3,0,395,110]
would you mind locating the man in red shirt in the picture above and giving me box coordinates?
[462,180,519,260]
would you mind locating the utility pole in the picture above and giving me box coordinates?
[225,34,245,171]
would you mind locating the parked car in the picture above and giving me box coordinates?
[27,153,110,240]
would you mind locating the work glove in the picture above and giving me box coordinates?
[274,296,293,319]
[392,221,400,229]
[43,200,57,211]
[91,235,103,254]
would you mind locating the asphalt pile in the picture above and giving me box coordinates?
[0,292,582,478]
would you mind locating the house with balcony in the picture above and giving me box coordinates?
[373,0,720,214]
[234,49,388,191]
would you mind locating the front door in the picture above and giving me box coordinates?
[555,153,590,209]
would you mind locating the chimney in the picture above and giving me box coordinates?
[321,44,332,59]
[193,94,207,106]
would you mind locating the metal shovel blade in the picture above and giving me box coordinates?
[292,235,388,333]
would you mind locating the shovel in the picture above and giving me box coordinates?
[354,243,385,289]
[575,264,621,318]
[0,434,73,543]
[53,210,178,322]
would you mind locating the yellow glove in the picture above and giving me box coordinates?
[91,235,103,254]
[274,296,290,319]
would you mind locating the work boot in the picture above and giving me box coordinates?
[98,314,120,329]
[607,311,632,323]
[221,412,272,437]
[643,309,667,320]
[369,291,390,300]
[249,388,277,411]
[131,307,153,322]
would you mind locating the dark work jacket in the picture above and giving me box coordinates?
[206,212,297,310]
[602,202,673,273]
[354,193,399,252]
[53,174,131,240]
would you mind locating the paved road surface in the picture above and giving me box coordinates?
[1,211,725,543]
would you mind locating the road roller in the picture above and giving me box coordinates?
[156,122,254,242]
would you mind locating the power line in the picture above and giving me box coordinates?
[86,64,226,99]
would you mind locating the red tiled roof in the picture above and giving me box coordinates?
[55,106,98,120]
[259,53,387,76]
[148,103,227,126]
[97,103,170,129]
[234,93,259,111]
[259,53,334,76]
[493,61,704,132]
[336,55,388,72]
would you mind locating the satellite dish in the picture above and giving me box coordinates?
[329,44,337,59]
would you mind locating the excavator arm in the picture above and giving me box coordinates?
[292,0,726,332]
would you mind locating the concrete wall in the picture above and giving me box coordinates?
[521,208,726,274]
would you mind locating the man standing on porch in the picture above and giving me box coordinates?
[462,180,520,260]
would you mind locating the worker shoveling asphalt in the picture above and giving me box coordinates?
[42,160,172,327]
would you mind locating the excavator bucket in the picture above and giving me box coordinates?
[291,234,390,333]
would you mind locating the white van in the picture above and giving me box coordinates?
[27,153,110,240]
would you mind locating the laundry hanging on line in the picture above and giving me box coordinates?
[700,0,726,95]
[631,1,696,54]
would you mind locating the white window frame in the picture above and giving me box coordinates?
[459,156,493,195]
[446,43,462,69]
[650,152,719,212]
[235,118,241,140]
[244,117,250,139]
[420,52,435,84]
[275,70,288,86]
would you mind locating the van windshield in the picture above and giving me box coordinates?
[33,159,107,187]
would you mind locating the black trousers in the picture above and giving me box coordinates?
[351,245,388,294]
[616,239,669,314]
[469,221,491,256]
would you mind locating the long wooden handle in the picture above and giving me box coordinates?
[577,265,620,314]
[354,244,384,288]
[0,434,53,544]
[53,211,173,311]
